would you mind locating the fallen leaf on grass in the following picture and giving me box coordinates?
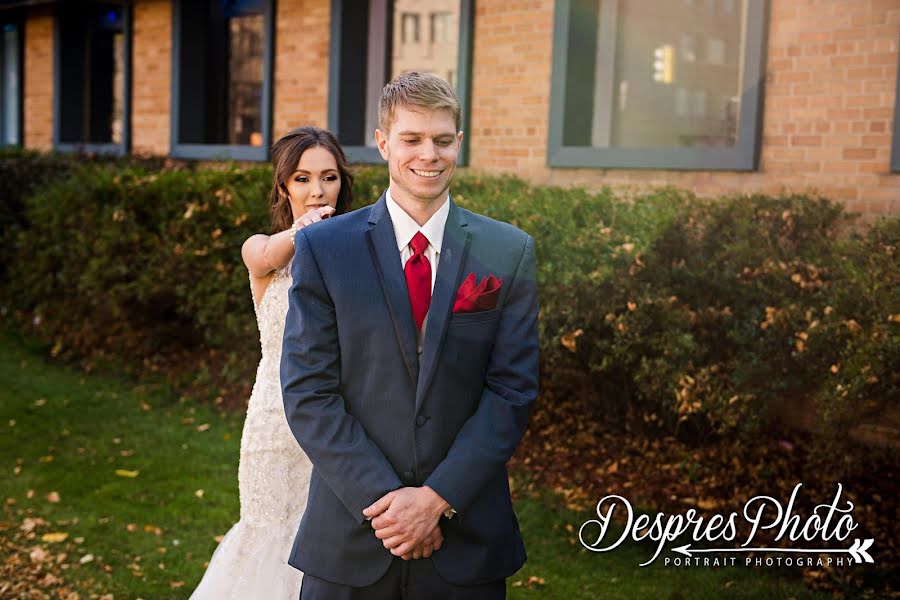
[34,398,47,407]
[196,423,211,432]
[115,469,139,478]
[46,491,60,503]
[143,525,162,535]
[78,554,94,564]
[38,456,54,463]
[194,489,204,498]
[29,547,48,562]
[170,580,185,589]
[41,532,68,543]
[20,517,46,532]
[126,523,138,532]
[512,575,546,588]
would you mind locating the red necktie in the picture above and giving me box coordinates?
[405,232,432,332]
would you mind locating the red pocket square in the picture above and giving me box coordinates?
[452,273,502,313]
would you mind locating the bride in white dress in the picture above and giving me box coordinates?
[190,126,354,599]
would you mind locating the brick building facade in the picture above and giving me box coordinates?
[1,0,898,216]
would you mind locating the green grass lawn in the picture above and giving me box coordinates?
[0,332,833,599]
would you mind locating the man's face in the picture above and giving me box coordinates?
[375,105,463,208]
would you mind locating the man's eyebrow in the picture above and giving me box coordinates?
[396,130,456,137]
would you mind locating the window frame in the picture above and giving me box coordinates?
[327,0,474,165]
[170,0,275,161]
[891,49,900,173]
[52,1,132,155]
[547,0,770,171]
[1,15,23,147]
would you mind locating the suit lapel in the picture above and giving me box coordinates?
[366,195,419,384]
[416,200,470,410]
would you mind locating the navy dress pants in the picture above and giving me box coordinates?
[299,557,506,600]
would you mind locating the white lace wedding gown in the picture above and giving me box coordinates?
[191,261,311,598]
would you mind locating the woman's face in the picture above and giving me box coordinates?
[284,145,342,219]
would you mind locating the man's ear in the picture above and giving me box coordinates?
[457,130,464,147]
[375,129,389,160]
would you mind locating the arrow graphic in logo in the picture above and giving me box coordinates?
[672,538,874,564]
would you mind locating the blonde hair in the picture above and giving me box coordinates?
[378,71,461,133]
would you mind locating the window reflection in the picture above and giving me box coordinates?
[563,0,745,149]
[228,12,264,146]
[1,23,20,145]
[391,0,458,86]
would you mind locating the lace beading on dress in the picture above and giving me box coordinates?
[190,261,311,598]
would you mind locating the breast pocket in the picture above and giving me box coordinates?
[448,308,500,326]
[444,309,502,386]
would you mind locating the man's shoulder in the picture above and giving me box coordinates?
[301,204,374,245]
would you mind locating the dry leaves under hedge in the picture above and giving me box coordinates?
[510,387,899,598]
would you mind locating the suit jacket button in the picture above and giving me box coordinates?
[415,415,427,427]
[417,345,423,354]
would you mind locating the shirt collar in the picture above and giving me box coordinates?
[385,188,450,253]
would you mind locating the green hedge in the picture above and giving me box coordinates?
[1,150,897,473]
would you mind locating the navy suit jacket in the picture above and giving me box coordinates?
[280,194,539,586]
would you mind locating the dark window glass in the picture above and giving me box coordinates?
[177,0,265,146]
[57,4,125,145]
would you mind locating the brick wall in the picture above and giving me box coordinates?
[468,0,900,217]
[131,0,172,155]
[271,0,331,139]
[23,8,53,151]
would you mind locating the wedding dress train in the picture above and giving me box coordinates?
[191,262,310,598]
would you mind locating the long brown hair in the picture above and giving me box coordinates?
[269,126,354,233]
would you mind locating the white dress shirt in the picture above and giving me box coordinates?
[385,188,450,294]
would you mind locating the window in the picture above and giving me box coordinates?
[431,12,452,44]
[1,20,22,146]
[401,13,419,44]
[892,50,900,173]
[548,0,769,170]
[328,0,473,163]
[54,3,131,153]
[171,0,273,160]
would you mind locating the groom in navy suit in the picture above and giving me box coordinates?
[281,71,539,599]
